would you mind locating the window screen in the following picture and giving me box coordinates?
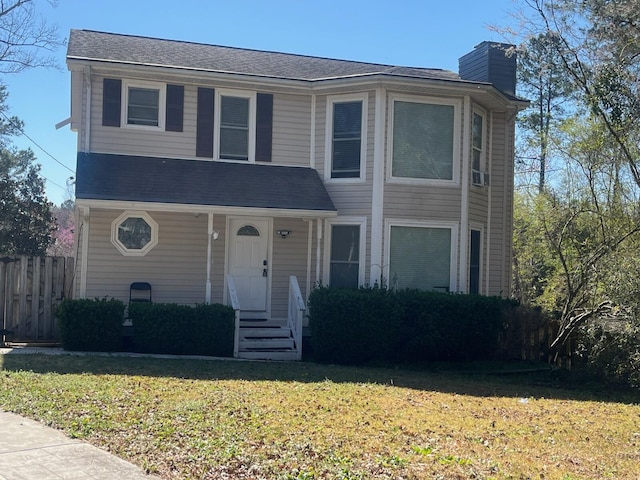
[220,96,250,160]
[392,101,454,180]
[330,225,360,288]
[389,226,451,291]
[332,101,362,178]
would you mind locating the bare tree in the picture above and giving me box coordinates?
[0,0,63,74]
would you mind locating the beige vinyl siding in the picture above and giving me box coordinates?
[90,77,196,158]
[83,209,216,305]
[272,94,311,166]
[384,185,461,220]
[486,111,511,296]
[271,218,314,319]
[90,75,312,167]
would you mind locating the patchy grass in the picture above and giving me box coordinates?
[0,353,638,479]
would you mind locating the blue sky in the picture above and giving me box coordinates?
[5,0,518,205]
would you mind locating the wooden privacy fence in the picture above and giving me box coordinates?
[501,306,576,368]
[0,256,74,343]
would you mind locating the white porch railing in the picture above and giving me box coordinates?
[288,275,305,361]
[225,274,241,358]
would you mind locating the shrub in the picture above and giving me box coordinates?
[129,303,235,357]
[56,298,125,352]
[575,319,640,390]
[308,286,506,365]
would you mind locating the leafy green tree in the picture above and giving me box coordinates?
[516,32,575,192]
[0,85,53,255]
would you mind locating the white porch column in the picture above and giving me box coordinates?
[306,219,313,301]
[79,207,90,298]
[316,218,322,285]
[205,213,214,303]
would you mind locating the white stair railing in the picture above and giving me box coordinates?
[287,275,305,361]
[225,274,241,358]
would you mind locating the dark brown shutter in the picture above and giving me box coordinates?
[102,78,121,127]
[196,87,215,158]
[165,84,184,132]
[256,93,273,162]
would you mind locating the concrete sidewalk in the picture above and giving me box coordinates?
[0,410,158,480]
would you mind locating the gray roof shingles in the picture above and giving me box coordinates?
[75,153,337,213]
[67,29,460,83]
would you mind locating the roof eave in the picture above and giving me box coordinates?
[75,198,338,218]
[67,57,527,107]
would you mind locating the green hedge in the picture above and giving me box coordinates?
[56,298,125,352]
[308,286,506,364]
[129,303,235,357]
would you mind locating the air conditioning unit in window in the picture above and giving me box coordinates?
[472,170,490,186]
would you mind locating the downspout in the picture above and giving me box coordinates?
[206,213,213,303]
[310,94,316,169]
[459,96,471,293]
[370,87,386,285]
[83,66,91,153]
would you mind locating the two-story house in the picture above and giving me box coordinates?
[65,30,526,359]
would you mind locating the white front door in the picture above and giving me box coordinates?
[228,218,270,316]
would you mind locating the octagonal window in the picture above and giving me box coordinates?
[111,211,158,256]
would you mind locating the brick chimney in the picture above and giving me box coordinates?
[459,41,517,96]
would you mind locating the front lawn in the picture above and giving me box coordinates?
[0,353,638,479]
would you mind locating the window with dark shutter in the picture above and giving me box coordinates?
[102,78,122,127]
[166,85,184,132]
[256,93,273,162]
[196,87,215,158]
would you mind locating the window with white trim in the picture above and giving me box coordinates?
[387,221,457,292]
[215,90,256,162]
[389,95,460,184]
[325,94,367,180]
[111,211,158,256]
[123,81,165,129]
[472,110,487,186]
[324,218,366,288]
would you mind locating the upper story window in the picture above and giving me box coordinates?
[388,94,461,185]
[102,78,183,132]
[472,110,488,186]
[123,81,165,129]
[126,85,161,127]
[215,90,256,162]
[219,95,251,161]
[325,94,367,181]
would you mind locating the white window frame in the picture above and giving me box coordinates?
[111,211,159,256]
[324,93,368,182]
[323,217,367,287]
[214,88,256,163]
[121,80,166,130]
[471,106,487,187]
[384,218,459,293]
[387,93,461,186]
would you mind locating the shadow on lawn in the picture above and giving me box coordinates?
[1,351,636,404]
